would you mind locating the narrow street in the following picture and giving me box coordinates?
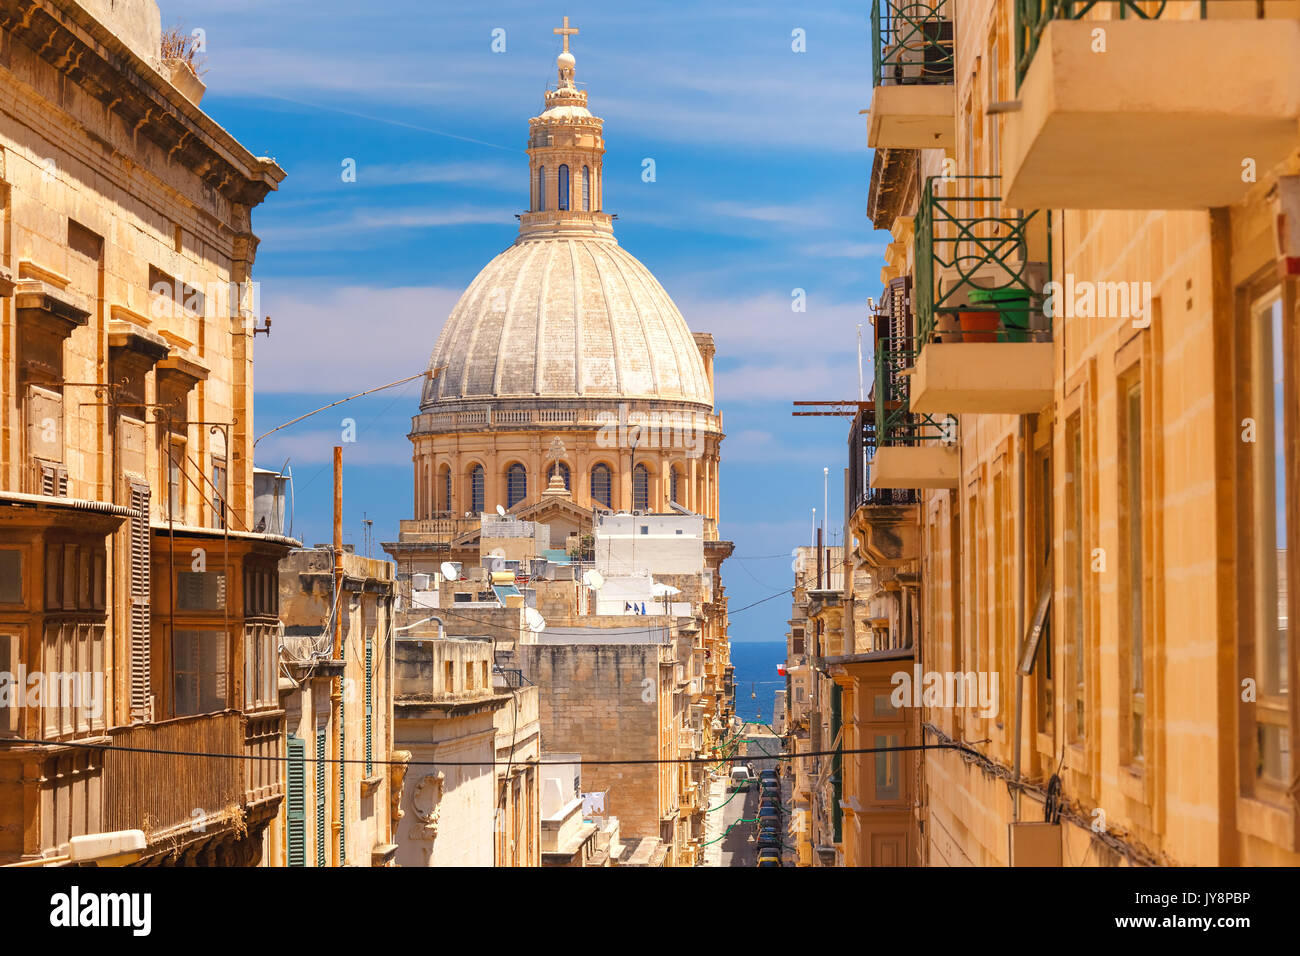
[705,726,791,867]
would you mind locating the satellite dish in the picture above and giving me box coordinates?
[489,548,506,559]
[582,569,605,590]
[525,607,547,633]
[440,561,459,582]
[496,504,506,516]
[651,583,681,597]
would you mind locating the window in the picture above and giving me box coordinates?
[166,439,185,521]
[670,466,681,506]
[174,629,228,716]
[0,550,21,604]
[558,164,570,210]
[211,457,226,529]
[177,571,227,611]
[507,463,527,508]
[591,464,612,509]
[874,733,900,800]
[1120,375,1145,763]
[40,621,106,738]
[582,165,591,211]
[537,166,546,211]
[243,624,277,709]
[1034,440,1054,739]
[633,464,650,511]
[444,660,455,693]
[0,632,17,735]
[482,660,489,689]
[1065,412,1087,744]
[466,661,475,690]
[440,465,452,512]
[470,464,485,514]
[1250,290,1291,787]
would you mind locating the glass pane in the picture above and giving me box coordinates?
[177,571,227,611]
[174,629,228,716]
[0,551,20,603]
[874,733,900,800]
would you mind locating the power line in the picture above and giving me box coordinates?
[0,737,979,769]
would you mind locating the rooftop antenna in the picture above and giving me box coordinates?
[857,323,865,401]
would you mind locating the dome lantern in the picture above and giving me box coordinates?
[522,17,612,240]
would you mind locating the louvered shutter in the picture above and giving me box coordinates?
[315,725,327,866]
[364,637,373,776]
[286,735,307,866]
[128,482,152,720]
[338,695,346,863]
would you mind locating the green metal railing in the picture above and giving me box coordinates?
[871,0,955,88]
[1015,1,1207,89]
[873,333,952,448]
[915,174,1048,346]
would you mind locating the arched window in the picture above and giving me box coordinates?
[590,464,612,509]
[469,464,485,514]
[633,464,650,512]
[670,466,681,507]
[439,465,451,512]
[507,463,527,509]
[582,166,590,211]
[537,166,546,211]
[547,461,571,490]
[558,164,570,211]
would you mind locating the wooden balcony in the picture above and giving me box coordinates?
[0,710,284,865]
[1005,13,1300,209]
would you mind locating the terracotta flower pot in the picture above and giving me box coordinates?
[959,311,999,343]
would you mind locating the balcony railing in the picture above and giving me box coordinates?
[1015,1,1206,89]
[873,334,951,448]
[871,0,955,88]
[848,410,920,507]
[915,175,1049,347]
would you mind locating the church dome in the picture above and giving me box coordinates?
[421,27,713,412]
[423,235,712,409]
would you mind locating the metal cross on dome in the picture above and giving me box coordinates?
[553,16,578,53]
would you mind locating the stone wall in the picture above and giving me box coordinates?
[520,642,667,841]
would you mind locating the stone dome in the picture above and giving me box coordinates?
[422,234,714,409]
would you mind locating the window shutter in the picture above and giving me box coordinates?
[338,695,346,863]
[315,725,327,867]
[364,637,373,776]
[128,482,152,720]
[286,735,307,866]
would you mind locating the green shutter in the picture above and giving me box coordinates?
[286,735,307,867]
[338,694,346,864]
[364,638,374,776]
[315,725,327,867]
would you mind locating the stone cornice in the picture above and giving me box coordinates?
[0,0,285,207]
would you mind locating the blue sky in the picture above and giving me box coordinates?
[166,0,883,642]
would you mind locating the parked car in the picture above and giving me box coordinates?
[758,805,781,824]
[758,827,782,849]
[759,779,780,794]
[756,849,781,867]
[729,766,753,791]
[760,768,779,781]
[760,794,782,810]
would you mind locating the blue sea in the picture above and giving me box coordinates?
[729,641,787,727]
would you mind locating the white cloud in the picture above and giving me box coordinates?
[256,206,513,245]
[255,283,461,393]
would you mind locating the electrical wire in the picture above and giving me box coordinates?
[0,737,980,769]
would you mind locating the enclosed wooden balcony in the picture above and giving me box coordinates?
[1004,7,1300,209]
[866,0,955,149]
[0,711,285,865]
